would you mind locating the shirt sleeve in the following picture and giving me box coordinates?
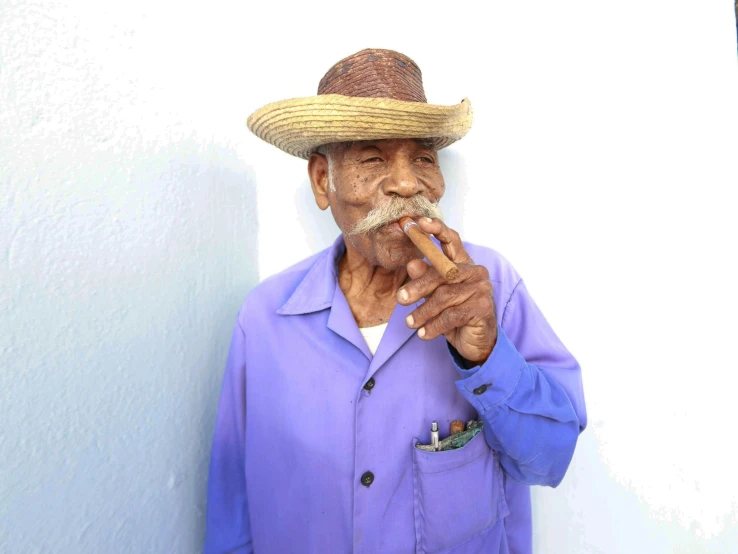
[203,318,253,554]
[451,279,587,487]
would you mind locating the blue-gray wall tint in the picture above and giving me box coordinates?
[1,98,258,554]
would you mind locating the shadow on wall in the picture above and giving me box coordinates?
[1,137,258,553]
[292,146,470,254]
[295,178,341,253]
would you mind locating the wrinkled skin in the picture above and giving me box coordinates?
[308,139,497,364]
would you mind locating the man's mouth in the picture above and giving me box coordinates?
[382,216,420,235]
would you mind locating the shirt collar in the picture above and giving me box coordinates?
[276,234,420,370]
[276,235,345,316]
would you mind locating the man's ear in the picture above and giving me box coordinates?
[308,153,331,211]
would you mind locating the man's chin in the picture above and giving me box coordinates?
[344,223,423,268]
[373,230,423,268]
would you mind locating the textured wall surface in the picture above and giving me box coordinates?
[0,2,258,552]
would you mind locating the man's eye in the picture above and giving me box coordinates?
[362,157,383,163]
[417,156,435,164]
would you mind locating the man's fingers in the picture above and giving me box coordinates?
[418,292,495,341]
[398,259,442,304]
[399,264,489,305]
[416,217,473,265]
[418,305,475,340]
[406,282,477,329]
[398,265,443,305]
[406,258,431,280]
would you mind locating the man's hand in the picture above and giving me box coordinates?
[398,218,498,365]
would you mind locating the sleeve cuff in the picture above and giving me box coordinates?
[449,326,524,414]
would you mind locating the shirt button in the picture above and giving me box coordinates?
[473,384,488,395]
[360,471,374,487]
[363,378,375,391]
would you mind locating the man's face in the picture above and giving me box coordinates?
[310,138,446,270]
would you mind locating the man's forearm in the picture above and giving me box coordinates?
[451,327,582,486]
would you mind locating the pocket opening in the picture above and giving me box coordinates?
[411,433,509,553]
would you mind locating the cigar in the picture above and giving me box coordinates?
[449,420,465,436]
[398,217,460,281]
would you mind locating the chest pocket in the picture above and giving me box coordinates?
[411,432,509,553]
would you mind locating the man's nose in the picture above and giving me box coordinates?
[382,158,422,197]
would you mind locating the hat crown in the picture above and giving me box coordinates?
[317,48,427,103]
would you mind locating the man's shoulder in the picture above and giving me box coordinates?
[237,248,329,321]
[462,241,522,297]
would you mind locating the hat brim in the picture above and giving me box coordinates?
[247,94,473,159]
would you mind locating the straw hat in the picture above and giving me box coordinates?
[246,48,473,159]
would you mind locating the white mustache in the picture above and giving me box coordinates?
[347,196,443,236]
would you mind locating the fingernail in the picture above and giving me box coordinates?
[418,327,426,338]
[406,314,414,327]
[399,289,408,302]
[424,217,433,223]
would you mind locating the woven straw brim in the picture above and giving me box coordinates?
[247,94,473,159]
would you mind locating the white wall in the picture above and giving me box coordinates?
[2,1,737,553]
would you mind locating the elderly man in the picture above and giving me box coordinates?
[204,49,586,554]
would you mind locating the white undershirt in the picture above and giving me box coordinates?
[359,323,389,355]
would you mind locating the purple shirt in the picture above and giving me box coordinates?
[204,236,586,554]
